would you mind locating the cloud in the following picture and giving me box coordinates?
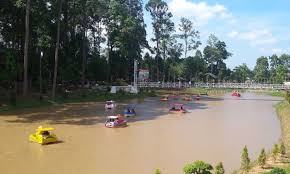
[168,0,234,26]
[228,29,277,46]
[272,48,283,54]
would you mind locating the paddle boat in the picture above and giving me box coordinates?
[169,104,186,114]
[123,106,136,117]
[105,115,127,128]
[195,94,201,101]
[160,96,169,101]
[105,100,117,109]
[231,91,241,97]
[183,95,192,101]
[29,126,58,145]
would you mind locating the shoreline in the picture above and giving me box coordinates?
[233,100,290,174]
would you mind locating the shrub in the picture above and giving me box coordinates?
[154,168,161,174]
[258,148,267,168]
[272,144,280,161]
[264,168,286,174]
[280,143,286,156]
[183,160,213,174]
[214,162,225,174]
[241,146,251,172]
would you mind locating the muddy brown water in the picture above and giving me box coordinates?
[0,93,282,174]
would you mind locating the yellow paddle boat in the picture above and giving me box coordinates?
[29,126,58,145]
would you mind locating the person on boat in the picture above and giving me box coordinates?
[180,106,184,111]
[131,108,135,113]
[41,131,50,137]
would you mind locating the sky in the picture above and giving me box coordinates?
[143,0,290,69]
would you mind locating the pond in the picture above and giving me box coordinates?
[0,93,282,174]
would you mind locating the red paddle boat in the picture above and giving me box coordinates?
[169,104,187,114]
[105,115,127,128]
[231,91,241,97]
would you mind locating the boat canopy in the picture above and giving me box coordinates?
[36,127,54,132]
[106,100,115,104]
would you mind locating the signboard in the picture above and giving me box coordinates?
[138,69,149,81]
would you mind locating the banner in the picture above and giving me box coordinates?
[138,69,149,81]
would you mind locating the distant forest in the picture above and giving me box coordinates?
[0,0,289,97]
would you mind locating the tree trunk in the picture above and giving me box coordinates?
[52,0,62,99]
[81,27,86,88]
[156,35,160,82]
[23,0,31,96]
[184,37,187,59]
[39,51,42,96]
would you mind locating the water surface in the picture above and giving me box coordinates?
[0,93,282,174]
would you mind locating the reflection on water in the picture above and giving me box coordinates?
[0,93,282,174]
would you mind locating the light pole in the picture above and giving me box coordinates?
[133,59,138,93]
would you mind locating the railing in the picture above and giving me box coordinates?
[137,82,290,90]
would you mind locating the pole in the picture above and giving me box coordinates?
[133,59,138,93]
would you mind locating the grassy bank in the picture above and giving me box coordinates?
[155,87,240,96]
[0,90,156,113]
[233,101,290,174]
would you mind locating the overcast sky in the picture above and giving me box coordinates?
[143,0,290,69]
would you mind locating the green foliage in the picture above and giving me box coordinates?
[232,63,251,83]
[258,148,267,168]
[264,168,286,174]
[241,146,251,172]
[154,168,161,174]
[280,143,286,156]
[285,165,290,174]
[272,144,280,161]
[254,56,269,83]
[183,160,213,174]
[275,65,288,84]
[214,162,225,174]
[203,35,232,81]
[286,91,290,104]
[145,0,174,81]
[178,17,201,58]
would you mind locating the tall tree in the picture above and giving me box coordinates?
[23,0,31,96]
[203,34,232,77]
[146,0,173,81]
[178,17,201,59]
[232,63,251,82]
[275,64,287,84]
[52,0,63,99]
[253,56,269,83]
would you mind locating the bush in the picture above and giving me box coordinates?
[183,160,213,174]
[215,162,225,174]
[264,168,286,174]
[280,143,286,156]
[272,144,280,161]
[154,168,161,174]
[258,148,267,168]
[241,146,251,172]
